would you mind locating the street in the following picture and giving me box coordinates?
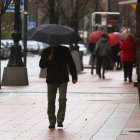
[0,54,137,94]
[0,54,139,140]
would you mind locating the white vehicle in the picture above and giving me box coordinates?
[27,40,47,54]
[77,43,87,55]
[62,43,87,55]
[0,43,10,59]
[26,40,40,54]
[38,43,49,55]
[1,39,13,59]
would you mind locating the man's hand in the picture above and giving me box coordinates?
[48,53,54,61]
[72,80,77,84]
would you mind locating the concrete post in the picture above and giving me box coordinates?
[2,0,28,86]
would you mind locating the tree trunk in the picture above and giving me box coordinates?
[48,0,55,23]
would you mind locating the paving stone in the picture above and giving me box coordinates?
[0,55,139,140]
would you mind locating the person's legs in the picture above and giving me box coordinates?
[102,56,107,79]
[127,62,133,82]
[47,84,57,126]
[117,55,122,69]
[123,62,128,81]
[91,55,95,74]
[96,56,101,78]
[57,82,67,125]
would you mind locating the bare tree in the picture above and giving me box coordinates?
[40,0,61,24]
[39,0,96,32]
[0,0,14,37]
[0,0,12,30]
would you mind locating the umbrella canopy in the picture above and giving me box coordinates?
[88,31,106,44]
[27,24,82,45]
[108,33,121,47]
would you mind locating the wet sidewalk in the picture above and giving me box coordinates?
[0,55,140,140]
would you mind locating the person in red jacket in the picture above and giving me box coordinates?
[120,33,137,82]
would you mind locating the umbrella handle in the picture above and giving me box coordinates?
[48,53,54,60]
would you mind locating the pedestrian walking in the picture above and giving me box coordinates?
[120,33,137,82]
[39,42,77,129]
[88,42,96,74]
[94,34,111,79]
[111,43,122,70]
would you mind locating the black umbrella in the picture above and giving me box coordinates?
[27,24,82,45]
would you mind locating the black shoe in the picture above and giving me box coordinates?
[102,75,105,79]
[129,79,132,83]
[48,123,55,129]
[98,74,101,79]
[124,78,127,81]
[57,122,63,127]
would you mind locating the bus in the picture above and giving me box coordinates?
[92,12,121,33]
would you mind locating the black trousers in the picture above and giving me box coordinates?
[47,82,67,124]
[122,62,133,80]
[96,56,108,77]
[91,54,96,74]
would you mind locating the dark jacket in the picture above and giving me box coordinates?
[39,45,77,84]
[120,38,137,62]
[95,37,111,57]
[88,42,95,52]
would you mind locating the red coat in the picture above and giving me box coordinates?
[120,38,137,62]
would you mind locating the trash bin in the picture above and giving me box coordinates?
[39,68,47,78]
[71,50,82,73]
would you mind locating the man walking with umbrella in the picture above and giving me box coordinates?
[39,42,77,129]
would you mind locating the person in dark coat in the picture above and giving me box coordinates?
[120,33,137,82]
[94,34,111,79]
[111,43,122,70]
[39,42,77,129]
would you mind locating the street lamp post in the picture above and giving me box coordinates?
[22,0,28,67]
[2,0,28,86]
[136,0,140,106]
[7,0,24,67]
